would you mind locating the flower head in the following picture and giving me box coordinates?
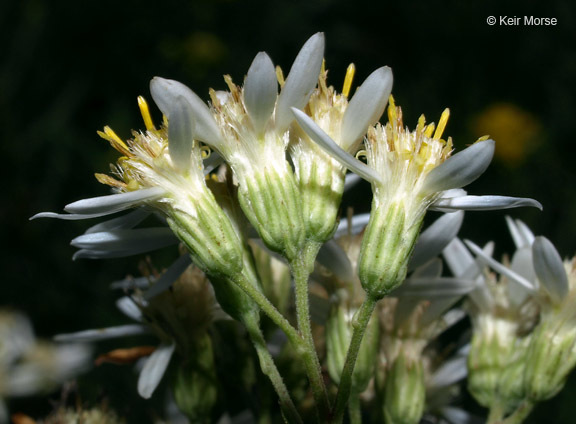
[290,64,392,243]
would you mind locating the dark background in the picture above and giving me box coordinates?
[2,0,575,421]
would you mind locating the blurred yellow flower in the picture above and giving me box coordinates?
[472,103,542,167]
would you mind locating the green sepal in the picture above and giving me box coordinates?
[358,201,423,299]
[383,353,426,424]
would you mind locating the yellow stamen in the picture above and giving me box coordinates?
[387,95,397,124]
[137,96,156,131]
[97,126,131,156]
[276,66,285,87]
[342,63,356,98]
[355,149,367,160]
[424,123,436,138]
[95,173,127,189]
[433,108,450,140]
[477,135,490,142]
[416,114,426,135]
[200,145,211,159]
[321,59,326,76]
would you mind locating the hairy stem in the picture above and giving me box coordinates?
[332,296,378,423]
[348,394,362,424]
[243,314,303,424]
[290,242,331,421]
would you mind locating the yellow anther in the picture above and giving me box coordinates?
[137,96,156,131]
[98,126,131,156]
[416,114,427,134]
[424,123,436,138]
[387,95,397,124]
[477,135,491,142]
[433,108,450,140]
[276,66,285,87]
[200,145,211,159]
[95,173,126,189]
[342,63,356,98]
[355,149,368,160]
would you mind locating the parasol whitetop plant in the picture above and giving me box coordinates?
[30,32,548,424]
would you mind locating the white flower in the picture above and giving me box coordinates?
[32,96,245,278]
[295,96,542,217]
[289,64,392,242]
[0,310,91,422]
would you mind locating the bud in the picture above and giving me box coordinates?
[467,314,527,413]
[167,189,244,280]
[172,333,218,422]
[383,351,426,424]
[326,305,379,393]
[524,318,576,402]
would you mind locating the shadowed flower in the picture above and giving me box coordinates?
[0,310,91,422]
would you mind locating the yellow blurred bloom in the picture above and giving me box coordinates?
[472,103,542,167]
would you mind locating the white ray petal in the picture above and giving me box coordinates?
[344,172,362,191]
[167,94,195,170]
[244,52,277,135]
[85,209,150,234]
[71,228,177,251]
[442,238,475,278]
[30,211,117,220]
[429,355,467,388]
[411,258,443,279]
[275,33,325,132]
[144,255,193,300]
[533,236,569,303]
[63,187,165,215]
[116,297,144,322]
[150,77,224,150]
[54,324,149,342]
[110,276,151,290]
[316,240,354,282]
[292,108,382,183]
[340,66,393,150]
[334,213,371,239]
[409,211,464,271]
[137,342,176,399]
[464,239,535,291]
[423,139,495,194]
[394,277,476,298]
[203,150,224,175]
[440,406,480,424]
[431,195,542,212]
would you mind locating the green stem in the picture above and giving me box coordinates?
[243,315,303,424]
[348,394,362,424]
[290,242,331,421]
[232,274,301,347]
[487,403,506,424]
[233,272,329,422]
[332,296,378,423]
[502,401,534,424]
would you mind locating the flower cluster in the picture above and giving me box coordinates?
[448,218,576,423]
[31,33,554,424]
